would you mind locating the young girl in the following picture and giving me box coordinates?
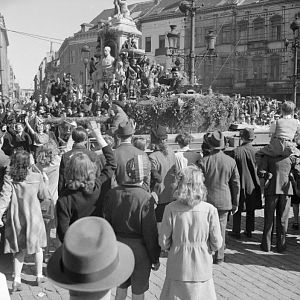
[0,150,51,291]
[159,166,222,300]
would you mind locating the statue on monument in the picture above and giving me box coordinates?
[101,46,115,81]
[114,0,132,20]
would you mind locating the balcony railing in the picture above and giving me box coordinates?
[155,47,168,56]
[155,47,185,57]
[246,78,267,87]
[247,40,267,50]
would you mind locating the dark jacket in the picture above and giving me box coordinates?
[1,131,14,156]
[56,145,116,242]
[58,144,107,196]
[198,150,240,210]
[13,132,32,153]
[114,142,149,186]
[261,155,295,196]
[103,185,160,264]
[233,142,262,211]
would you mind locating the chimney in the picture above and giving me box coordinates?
[80,24,86,32]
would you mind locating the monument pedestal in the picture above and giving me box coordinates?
[94,15,144,91]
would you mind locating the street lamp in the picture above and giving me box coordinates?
[179,0,197,85]
[290,18,300,104]
[167,25,180,50]
[166,25,181,66]
[81,45,90,95]
[206,30,217,55]
[167,3,216,87]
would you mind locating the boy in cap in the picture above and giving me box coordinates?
[113,121,150,190]
[103,154,160,300]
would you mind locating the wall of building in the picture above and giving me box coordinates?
[185,1,300,101]
[140,16,185,71]
[138,0,300,102]
[0,14,9,100]
[57,28,98,88]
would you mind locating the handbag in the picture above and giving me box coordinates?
[40,198,55,220]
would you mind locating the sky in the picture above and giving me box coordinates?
[1,0,147,89]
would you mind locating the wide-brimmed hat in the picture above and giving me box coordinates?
[240,128,255,141]
[204,130,225,150]
[151,125,167,140]
[47,217,134,292]
[126,154,151,184]
[116,121,135,136]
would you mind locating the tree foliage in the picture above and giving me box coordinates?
[126,93,235,134]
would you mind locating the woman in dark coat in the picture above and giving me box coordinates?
[56,122,116,242]
[230,128,262,238]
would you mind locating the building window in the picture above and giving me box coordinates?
[253,17,265,40]
[269,56,280,81]
[270,15,282,40]
[221,25,232,44]
[145,37,151,52]
[195,27,202,47]
[237,21,248,42]
[70,50,76,64]
[253,57,264,79]
[237,58,248,82]
[159,35,165,49]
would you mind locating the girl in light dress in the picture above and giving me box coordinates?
[159,166,222,300]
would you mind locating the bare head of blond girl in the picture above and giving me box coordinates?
[173,165,207,208]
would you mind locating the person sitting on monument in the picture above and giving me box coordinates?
[89,57,98,80]
[126,59,142,100]
[164,67,185,94]
[108,101,129,136]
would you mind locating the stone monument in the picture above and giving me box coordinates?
[94,0,145,92]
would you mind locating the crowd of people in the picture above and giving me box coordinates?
[232,94,281,126]
[0,92,299,299]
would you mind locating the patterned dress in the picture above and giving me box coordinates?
[0,170,50,254]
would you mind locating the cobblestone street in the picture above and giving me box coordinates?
[1,209,300,300]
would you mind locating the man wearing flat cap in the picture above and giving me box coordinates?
[168,67,185,94]
[113,121,150,190]
[230,128,262,239]
[103,155,160,299]
[198,130,240,264]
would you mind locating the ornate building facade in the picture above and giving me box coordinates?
[56,1,155,88]
[139,0,300,102]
